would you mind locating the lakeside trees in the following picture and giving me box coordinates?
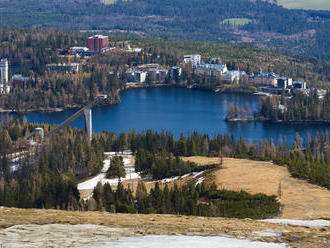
[1,29,330,112]
[258,91,330,122]
[0,119,329,213]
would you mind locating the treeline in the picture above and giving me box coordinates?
[89,181,280,219]
[1,119,330,212]
[2,28,330,112]
[135,149,220,180]
[0,68,121,111]
[95,130,330,188]
[258,91,330,122]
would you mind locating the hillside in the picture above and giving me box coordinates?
[279,0,330,11]
[0,207,329,247]
[0,0,330,60]
[182,157,330,220]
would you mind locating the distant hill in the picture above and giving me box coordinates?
[0,0,330,60]
[278,0,330,11]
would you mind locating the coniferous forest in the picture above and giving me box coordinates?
[258,91,330,122]
[1,0,330,60]
[90,181,280,219]
[1,29,330,112]
[0,119,330,217]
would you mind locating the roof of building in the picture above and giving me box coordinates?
[255,72,279,78]
[70,47,89,51]
[88,35,108,39]
[223,70,245,77]
[197,63,226,71]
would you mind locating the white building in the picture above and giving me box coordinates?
[183,54,201,67]
[222,70,246,84]
[253,70,279,87]
[0,58,8,84]
[195,63,228,78]
[0,58,10,94]
[69,47,89,54]
[126,70,147,83]
[0,84,10,94]
[134,71,147,83]
[292,81,307,90]
[125,45,142,53]
[277,77,292,89]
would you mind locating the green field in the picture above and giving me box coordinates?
[220,18,254,26]
[100,0,116,5]
[279,0,330,10]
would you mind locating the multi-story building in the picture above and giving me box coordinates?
[125,70,135,82]
[46,63,80,74]
[88,35,109,51]
[222,70,246,84]
[134,71,147,83]
[0,58,10,94]
[292,81,307,90]
[69,47,89,54]
[0,58,8,84]
[125,45,142,53]
[195,63,228,78]
[277,77,292,89]
[253,69,279,87]
[125,70,147,83]
[159,69,169,81]
[11,74,31,89]
[183,54,201,67]
[148,68,159,81]
[170,66,182,81]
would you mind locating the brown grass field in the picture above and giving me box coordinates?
[1,157,330,247]
[80,156,330,220]
[0,207,329,248]
[183,157,330,220]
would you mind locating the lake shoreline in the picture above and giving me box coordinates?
[225,118,330,125]
[0,83,256,114]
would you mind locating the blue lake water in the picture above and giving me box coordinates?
[2,88,330,144]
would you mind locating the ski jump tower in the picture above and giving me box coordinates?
[84,108,93,141]
[44,95,107,142]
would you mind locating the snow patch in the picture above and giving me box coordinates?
[84,235,287,248]
[148,171,206,184]
[253,230,282,237]
[195,177,204,186]
[78,152,140,191]
[161,176,180,183]
[192,171,204,178]
[261,219,330,227]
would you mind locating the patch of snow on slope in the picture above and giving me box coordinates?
[84,235,287,248]
[253,230,282,237]
[261,219,330,227]
[78,153,140,191]
[195,177,204,186]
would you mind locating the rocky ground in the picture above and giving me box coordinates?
[0,207,329,247]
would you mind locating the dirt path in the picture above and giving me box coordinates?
[182,157,330,220]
